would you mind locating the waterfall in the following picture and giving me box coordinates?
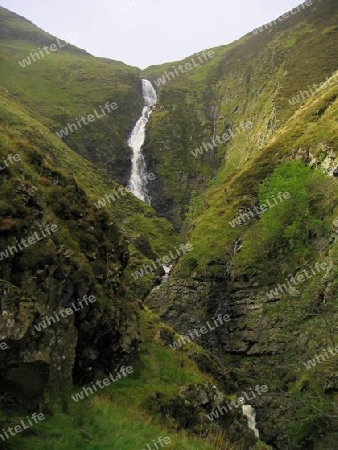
[161,264,172,284]
[128,79,157,204]
[242,405,260,438]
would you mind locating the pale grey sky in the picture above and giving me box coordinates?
[0,0,307,68]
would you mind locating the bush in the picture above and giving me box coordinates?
[235,161,335,269]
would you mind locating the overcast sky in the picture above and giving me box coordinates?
[0,0,307,69]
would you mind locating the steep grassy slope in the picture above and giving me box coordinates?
[142,0,338,228]
[177,77,338,276]
[0,6,142,186]
[146,77,338,449]
[0,3,175,289]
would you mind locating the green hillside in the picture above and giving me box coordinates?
[0,1,337,449]
[142,0,338,228]
[0,6,142,186]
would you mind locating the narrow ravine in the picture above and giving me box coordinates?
[128,79,157,204]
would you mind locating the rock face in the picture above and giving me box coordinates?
[0,254,140,411]
[146,275,232,356]
[0,279,76,410]
[146,272,288,358]
[0,174,140,411]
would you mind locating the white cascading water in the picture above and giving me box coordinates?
[161,264,172,284]
[128,79,157,204]
[242,405,260,438]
